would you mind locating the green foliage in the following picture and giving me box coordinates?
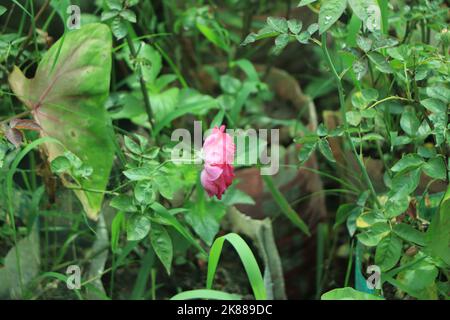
[321,287,384,300]
[1,0,448,301]
[318,0,347,34]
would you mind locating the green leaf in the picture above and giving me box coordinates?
[127,215,151,241]
[0,6,7,17]
[421,98,447,146]
[153,175,175,200]
[307,23,319,35]
[395,254,439,299]
[391,154,424,173]
[151,202,206,256]
[346,111,362,126]
[123,166,155,181]
[375,234,402,271]
[298,141,317,164]
[49,0,71,23]
[267,17,288,33]
[50,156,71,174]
[134,181,156,205]
[220,186,255,206]
[8,23,115,219]
[135,43,162,85]
[149,89,180,123]
[106,0,123,11]
[124,136,142,155]
[273,34,290,54]
[317,123,328,136]
[357,222,390,247]
[367,52,393,73]
[317,139,335,163]
[393,223,425,246]
[356,210,386,229]
[186,197,227,246]
[352,59,368,80]
[348,0,381,22]
[262,175,310,236]
[110,195,137,212]
[426,86,450,103]
[296,32,310,43]
[207,233,266,300]
[400,109,420,137]
[171,289,241,300]
[241,33,257,46]
[111,211,125,253]
[220,75,241,94]
[298,0,317,7]
[153,91,218,136]
[111,17,128,39]
[0,142,8,168]
[420,98,446,113]
[150,224,173,275]
[321,287,384,300]
[423,156,446,180]
[120,9,136,23]
[334,204,357,229]
[101,10,119,21]
[318,0,347,34]
[426,186,450,266]
[418,145,436,159]
[196,17,229,52]
[288,19,303,34]
[0,226,40,298]
[390,168,421,195]
[356,35,373,52]
[385,186,411,218]
[145,147,160,159]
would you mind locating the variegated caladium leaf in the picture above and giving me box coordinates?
[8,23,115,220]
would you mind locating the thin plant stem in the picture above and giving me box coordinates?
[321,32,381,209]
[125,34,155,137]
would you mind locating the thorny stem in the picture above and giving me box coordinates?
[321,32,382,209]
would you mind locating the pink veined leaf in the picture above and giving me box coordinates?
[10,118,42,131]
[5,127,24,147]
[8,23,115,220]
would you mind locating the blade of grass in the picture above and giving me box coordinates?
[262,175,311,236]
[151,202,206,256]
[171,289,241,300]
[207,233,266,300]
[6,137,65,297]
[315,223,328,299]
[130,248,155,300]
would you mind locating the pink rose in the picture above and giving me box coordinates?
[201,125,235,199]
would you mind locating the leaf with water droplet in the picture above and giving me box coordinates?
[318,0,347,34]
